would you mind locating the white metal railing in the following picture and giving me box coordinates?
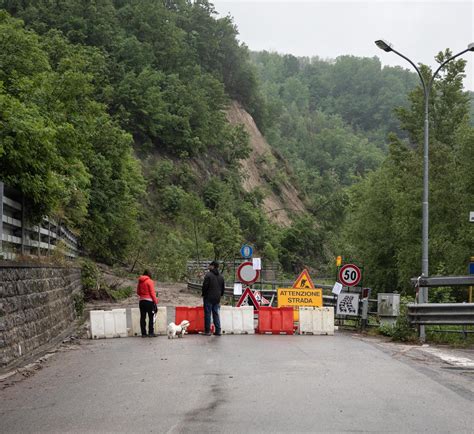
[0,181,79,260]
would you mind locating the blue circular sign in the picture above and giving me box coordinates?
[240,244,253,259]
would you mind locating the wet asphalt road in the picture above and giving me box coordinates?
[1,332,473,433]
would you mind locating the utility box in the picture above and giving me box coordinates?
[377,293,400,325]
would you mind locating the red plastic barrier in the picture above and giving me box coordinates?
[257,307,294,335]
[175,306,205,333]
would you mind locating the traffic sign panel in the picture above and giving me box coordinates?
[236,261,260,285]
[254,290,270,305]
[338,264,361,287]
[292,269,315,289]
[277,288,323,307]
[336,293,359,316]
[237,287,260,310]
[240,244,253,258]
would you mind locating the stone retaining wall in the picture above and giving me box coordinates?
[0,266,82,368]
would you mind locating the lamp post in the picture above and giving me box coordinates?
[375,40,474,341]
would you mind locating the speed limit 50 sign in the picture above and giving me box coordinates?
[338,264,361,287]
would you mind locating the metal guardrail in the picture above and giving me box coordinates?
[189,279,334,291]
[187,260,282,283]
[187,281,377,309]
[188,281,275,298]
[407,303,474,325]
[410,275,474,287]
[188,280,334,298]
[0,182,78,260]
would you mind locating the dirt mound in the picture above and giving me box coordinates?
[86,282,202,309]
[226,101,306,225]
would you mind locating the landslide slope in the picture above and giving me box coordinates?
[226,101,306,225]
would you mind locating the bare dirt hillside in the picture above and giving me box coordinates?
[226,101,306,225]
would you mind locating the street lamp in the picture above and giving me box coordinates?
[375,39,474,341]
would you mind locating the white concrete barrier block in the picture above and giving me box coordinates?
[312,308,324,335]
[131,308,141,336]
[220,306,233,334]
[113,309,127,338]
[242,306,255,334]
[232,308,244,333]
[299,307,313,334]
[322,307,334,335]
[220,306,254,334]
[155,307,167,335]
[90,310,105,339]
[299,307,335,335]
[104,311,115,338]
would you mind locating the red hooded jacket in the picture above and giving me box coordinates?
[137,275,158,304]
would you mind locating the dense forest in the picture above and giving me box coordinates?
[252,49,473,296]
[340,52,474,298]
[0,0,267,274]
[1,1,472,295]
[250,52,417,244]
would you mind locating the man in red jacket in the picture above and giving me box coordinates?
[137,270,158,337]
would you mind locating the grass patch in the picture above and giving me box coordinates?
[106,286,134,301]
[73,292,85,317]
[426,325,474,347]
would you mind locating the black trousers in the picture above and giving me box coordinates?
[139,300,154,336]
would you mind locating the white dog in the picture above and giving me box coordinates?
[167,320,190,339]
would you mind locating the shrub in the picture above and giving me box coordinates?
[81,259,110,301]
[378,297,417,342]
[106,286,134,301]
[73,291,85,317]
[81,259,100,293]
[161,185,187,216]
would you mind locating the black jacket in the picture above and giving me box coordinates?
[202,268,225,304]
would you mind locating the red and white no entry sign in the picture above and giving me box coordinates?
[338,264,361,287]
[236,261,260,285]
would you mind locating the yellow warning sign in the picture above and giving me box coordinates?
[284,270,322,320]
[277,288,323,308]
[292,269,315,289]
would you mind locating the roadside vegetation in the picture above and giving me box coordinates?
[377,297,417,342]
[0,1,472,298]
[375,294,474,345]
[81,259,133,301]
[425,326,474,346]
[377,322,474,346]
[253,50,473,296]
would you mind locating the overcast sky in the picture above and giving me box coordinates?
[212,0,474,91]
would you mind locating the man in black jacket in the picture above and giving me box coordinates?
[201,260,225,336]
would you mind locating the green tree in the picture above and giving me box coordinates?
[0,11,145,262]
[340,51,474,293]
[279,215,328,273]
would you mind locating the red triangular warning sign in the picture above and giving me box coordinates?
[292,269,315,289]
[237,287,260,310]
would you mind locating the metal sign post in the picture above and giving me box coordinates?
[469,256,474,303]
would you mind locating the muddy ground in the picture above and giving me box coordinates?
[86,276,203,310]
